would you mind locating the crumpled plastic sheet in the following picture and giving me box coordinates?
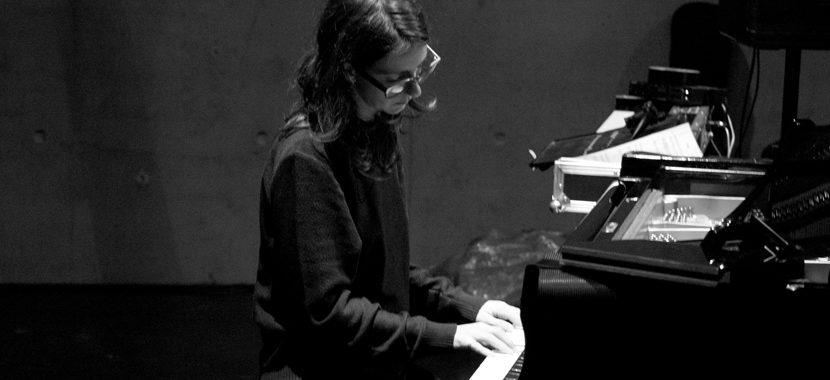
[433,229,566,307]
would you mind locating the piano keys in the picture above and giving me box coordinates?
[468,328,524,380]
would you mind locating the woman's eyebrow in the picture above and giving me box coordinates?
[373,60,426,76]
[372,71,414,82]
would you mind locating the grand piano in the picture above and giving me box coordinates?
[515,150,829,378]
[467,1,830,376]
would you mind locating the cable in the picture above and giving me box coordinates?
[737,48,756,156]
[737,47,758,157]
[751,48,761,125]
[721,103,736,157]
[738,48,761,157]
[726,111,735,157]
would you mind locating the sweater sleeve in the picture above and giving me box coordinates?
[409,265,487,323]
[259,147,456,369]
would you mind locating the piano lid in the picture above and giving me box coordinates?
[558,152,772,287]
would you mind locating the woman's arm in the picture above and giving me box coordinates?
[258,147,455,367]
[408,265,487,323]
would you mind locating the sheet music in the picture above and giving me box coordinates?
[579,122,703,163]
[468,328,525,380]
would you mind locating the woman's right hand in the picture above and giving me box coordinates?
[453,322,517,357]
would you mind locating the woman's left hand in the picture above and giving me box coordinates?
[475,300,522,332]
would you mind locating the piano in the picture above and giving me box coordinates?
[514,152,829,378]
[468,328,525,380]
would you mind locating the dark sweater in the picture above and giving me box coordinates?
[254,124,486,379]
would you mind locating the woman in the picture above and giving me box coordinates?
[254,1,521,379]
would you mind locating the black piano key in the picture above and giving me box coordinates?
[502,351,525,380]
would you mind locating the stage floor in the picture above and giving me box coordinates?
[0,285,483,380]
[0,285,260,380]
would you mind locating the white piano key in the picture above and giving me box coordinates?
[468,328,525,380]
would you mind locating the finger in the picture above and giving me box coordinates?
[506,307,522,328]
[469,340,495,357]
[479,313,513,332]
[512,313,523,328]
[495,305,522,328]
[498,318,514,332]
[486,336,515,355]
[484,326,516,354]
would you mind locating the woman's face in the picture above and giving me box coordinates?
[352,44,428,121]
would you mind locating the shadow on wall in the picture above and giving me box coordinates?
[669,2,754,158]
[618,2,753,158]
[63,2,180,283]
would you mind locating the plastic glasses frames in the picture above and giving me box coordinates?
[356,45,441,99]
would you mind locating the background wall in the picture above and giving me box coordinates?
[2,0,829,284]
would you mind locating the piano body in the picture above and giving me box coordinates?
[518,152,828,378]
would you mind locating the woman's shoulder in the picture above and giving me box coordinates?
[274,115,326,160]
[267,117,349,183]
[278,127,316,154]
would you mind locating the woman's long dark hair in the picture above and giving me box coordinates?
[284,0,435,179]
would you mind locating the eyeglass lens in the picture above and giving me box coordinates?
[385,47,439,97]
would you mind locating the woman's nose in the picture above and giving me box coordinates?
[404,80,421,98]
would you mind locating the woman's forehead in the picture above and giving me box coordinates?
[368,44,428,75]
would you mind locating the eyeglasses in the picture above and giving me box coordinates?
[356,45,441,99]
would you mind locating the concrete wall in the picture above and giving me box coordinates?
[2,0,829,284]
